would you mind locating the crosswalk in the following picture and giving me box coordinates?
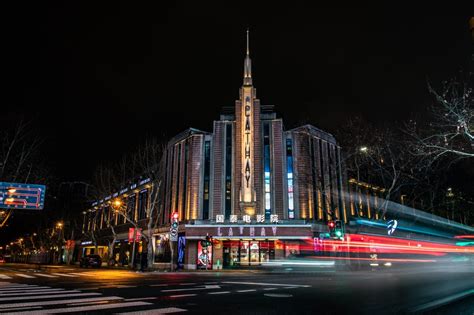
[0,271,97,280]
[0,282,188,314]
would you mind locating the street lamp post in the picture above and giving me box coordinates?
[56,222,64,264]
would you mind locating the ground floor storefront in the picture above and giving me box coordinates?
[78,238,146,267]
[77,223,317,270]
[181,224,314,270]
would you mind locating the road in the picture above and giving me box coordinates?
[0,263,473,314]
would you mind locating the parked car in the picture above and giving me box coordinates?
[79,254,102,268]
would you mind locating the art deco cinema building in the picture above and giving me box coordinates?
[159,32,348,269]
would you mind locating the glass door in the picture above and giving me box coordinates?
[240,241,249,265]
[249,241,260,265]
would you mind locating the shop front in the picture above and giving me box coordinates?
[222,240,275,267]
[182,224,314,270]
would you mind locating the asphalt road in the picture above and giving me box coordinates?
[0,263,473,314]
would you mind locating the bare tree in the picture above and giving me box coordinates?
[408,75,473,162]
[92,165,121,264]
[0,120,45,228]
[129,139,166,269]
[92,138,166,269]
[338,117,430,219]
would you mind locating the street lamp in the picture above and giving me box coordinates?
[359,146,368,153]
[56,222,63,229]
[113,199,122,208]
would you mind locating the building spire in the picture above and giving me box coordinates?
[243,28,252,86]
[246,28,250,55]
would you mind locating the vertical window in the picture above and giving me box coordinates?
[336,148,344,222]
[176,144,181,217]
[225,124,232,219]
[310,138,318,220]
[327,142,335,218]
[264,123,271,219]
[168,149,174,222]
[99,208,104,229]
[127,195,136,224]
[138,189,148,220]
[182,142,188,219]
[319,140,327,220]
[203,140,211,220]
[286,138,294,219]
[104,206,110,226]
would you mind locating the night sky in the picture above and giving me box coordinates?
[4,3,473,182]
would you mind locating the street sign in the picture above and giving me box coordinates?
[387,220,398,235]
[0,182,46,210]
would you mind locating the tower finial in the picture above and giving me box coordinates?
[246,28,250,55]
[243,28,252,86]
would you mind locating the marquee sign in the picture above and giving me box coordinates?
[185,224,313,239]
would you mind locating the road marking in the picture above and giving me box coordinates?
[81,287,100,290]
[409,289,474,312]
[208,291,231,295]
[68,273,86,276]
[169,294,197,298]
[34,273,58,278]
[0,306,42,312]
[179,282,196,286]
[0,292,101,302]
[117,307,188,314]
[0,275,12,279]
[0,288,65,294]
[264,293,293,298]
[50,272,79,277]
[204,282,218,284]
[162,285,220,292]
[0,286,44,291]
[123,297,158,301]
[223,281,310,287]
[263,288,278,291]
[0,289,79,297]
[12,301,153,314]
[14,273,35,279]
[68,300,112,306]
[237,289,257,293]
[0,296,124,309]
[150,284,168,287]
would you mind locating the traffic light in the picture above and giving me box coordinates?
[328,220,344,239]
[334,220,344,239]
[170,212,179,240]
[328,221,336,237]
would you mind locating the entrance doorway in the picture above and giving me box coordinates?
[222,240,275,268]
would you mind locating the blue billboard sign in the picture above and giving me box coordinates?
[0,182,46,210]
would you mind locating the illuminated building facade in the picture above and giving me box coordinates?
[81,32,348,270]
[157,32,348,269]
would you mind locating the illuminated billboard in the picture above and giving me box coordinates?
[0,182,46,210]
[197,241,212,269]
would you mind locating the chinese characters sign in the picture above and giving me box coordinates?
[128,228,142,242]
[215,214,279,223]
